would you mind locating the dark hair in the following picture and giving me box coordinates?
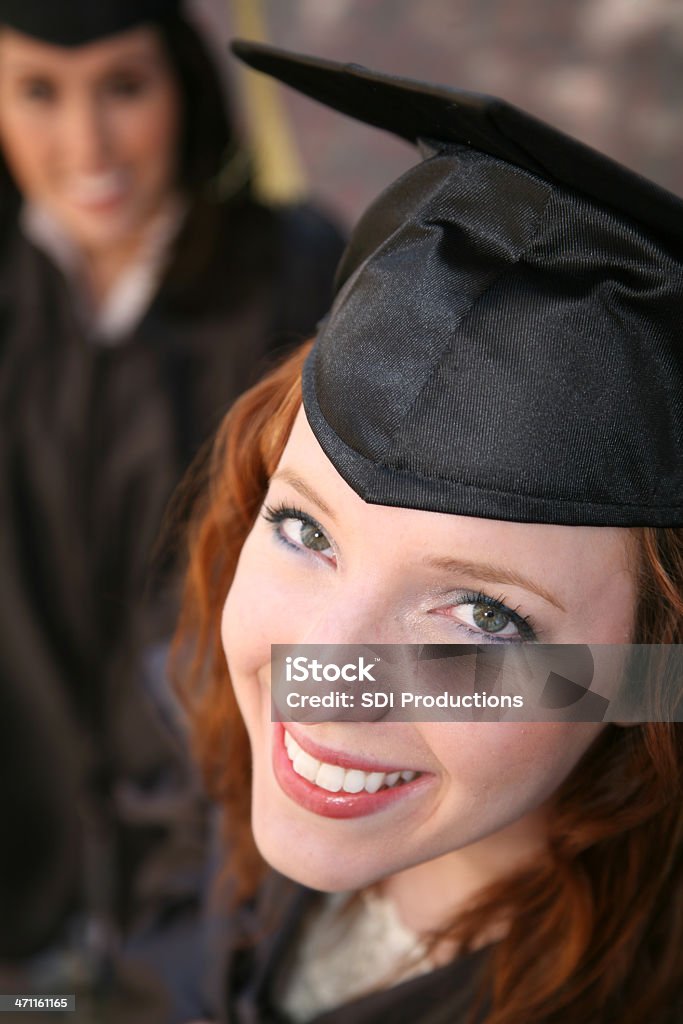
[156,14,257,305]
[157,14,251,203]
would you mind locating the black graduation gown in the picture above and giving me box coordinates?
[0,192,345,954]
[215,873,491,1024]
[215,873,683,1024]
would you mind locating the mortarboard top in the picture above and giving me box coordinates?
[232,42,683,528]
[0,0,181,48]
[231,41,683,253]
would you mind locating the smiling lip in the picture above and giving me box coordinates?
[66,171,129,211]
[272,723,431,819]
[284,722,414,773]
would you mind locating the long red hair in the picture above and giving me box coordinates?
[174,343,683,1023]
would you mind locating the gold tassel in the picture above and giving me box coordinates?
[230,0,308,204]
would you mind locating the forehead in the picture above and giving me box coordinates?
[274,407,635,584]
[0,25,163,74]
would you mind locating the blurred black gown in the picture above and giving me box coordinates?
[0,188,345,966]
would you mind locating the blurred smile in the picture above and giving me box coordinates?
[64,168,130,211]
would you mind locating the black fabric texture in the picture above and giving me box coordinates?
[233,43,683,527]
[0,0,180,46]
[231,41,683,251]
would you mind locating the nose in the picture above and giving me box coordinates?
[295,582,406,648]
[61,93,111,170]
[273,586,416,724]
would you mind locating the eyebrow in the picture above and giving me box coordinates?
[270,470,335,520]
[426,556,566,610]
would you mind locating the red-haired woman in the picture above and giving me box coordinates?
[175,46,683,1024]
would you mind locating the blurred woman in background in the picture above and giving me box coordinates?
[0,0,343,1003]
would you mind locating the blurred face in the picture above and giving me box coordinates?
[222,408,636,893]
[0,26,180,255]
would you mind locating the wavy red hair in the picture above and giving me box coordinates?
[174,342,683,1024]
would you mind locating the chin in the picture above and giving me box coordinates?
[249,794,406,894]
[249,798,341,893]
[57,198,152,255]
[72,213,136,248]
[255,846,345,893]
[252,829,377,893]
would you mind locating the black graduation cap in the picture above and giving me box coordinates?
[232,42,683,528]
[0,0,180,48]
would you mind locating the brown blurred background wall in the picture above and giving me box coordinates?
[195,0,683,227]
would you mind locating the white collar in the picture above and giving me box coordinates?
[21,197,187,346]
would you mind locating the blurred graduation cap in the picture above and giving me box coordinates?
[233,42,683,527]
[0,0,180,47]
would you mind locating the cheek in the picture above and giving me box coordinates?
[221,532,335,732]
[220,564,267,743]
[220,557,265,685]
[430,723,603,817]
[0,111,46,190]
[220,534,290,684]
[222,529,326,657]
[123,88,180,176]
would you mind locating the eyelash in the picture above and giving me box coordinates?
[451,590,537,643]
[261,503,537,642]
[106,77,149,98]
[263,502,333,555]
[21,80,54,102]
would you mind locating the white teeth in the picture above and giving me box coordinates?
[68,171,126,203]
[284,730,419,794]
[315,762,345,792]
[364,772,386,794]
[342,769,366,794]
[292,748,320,783]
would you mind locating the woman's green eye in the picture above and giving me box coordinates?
[472,603,512,634]
[300,521,331,551]
[265,506,335,559]
[446,592,534,642]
